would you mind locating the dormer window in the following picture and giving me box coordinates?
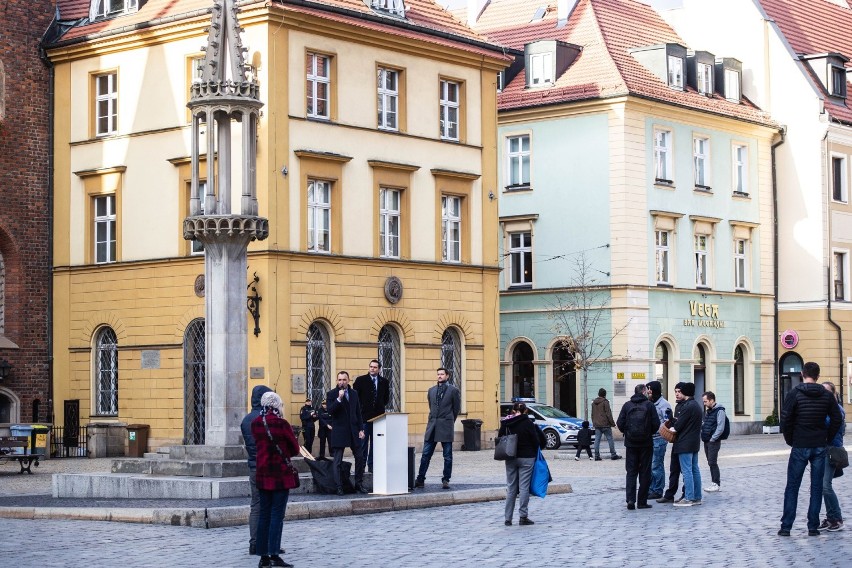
[697,63,712,95]
[530,52,553,86]
[801,53,847,100]
[830,65,847,98]
[91,0,138,20]
[668,56,684,89]
[524,40,580,89]
[371,0,406,17]
[724,69,740,102]
[715,57,742,103]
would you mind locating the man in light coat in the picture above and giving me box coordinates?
[415,367,461,490]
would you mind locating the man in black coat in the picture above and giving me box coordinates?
[299,398,318,455]
[668,381,703,507]
[353,359,390,472]
[778,361,843,536]
[616,384,661,510]
[326,371,367,495]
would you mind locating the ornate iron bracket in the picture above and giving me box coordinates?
[247,272,262,336]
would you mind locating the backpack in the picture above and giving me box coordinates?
[625,403,650,442]
[720,415,731,440]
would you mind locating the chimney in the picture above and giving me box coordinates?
[557,0,578,25]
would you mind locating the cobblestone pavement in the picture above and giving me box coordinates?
[0,435,850,567]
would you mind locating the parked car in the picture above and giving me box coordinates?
[499,400,584,450]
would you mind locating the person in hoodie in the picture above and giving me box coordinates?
[701,391,726,493]
[778,362,843,537]
[499,402,546,526]
[616,384,660,510]
[819,381,846,533]
[646,380,671,500]
[667,381,703,507]
[241,384,276,556]
[591,388,622,461]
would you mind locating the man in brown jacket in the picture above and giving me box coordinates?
[592,388,622,461]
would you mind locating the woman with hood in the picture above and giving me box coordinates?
[251,391,300,567]
[499,402,546,526]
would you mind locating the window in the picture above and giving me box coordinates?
[94,194,116,264]
[697,62,712,95]
[654,129,673,183]
[695,234,709,287]
[530,52,553,86]
[306,53,331,120]
[832,155,847,202]
[830,66,846,98]
[91,0,138,19]
[834,251,847,301]
[94,72,118,136]
[734,345,745,415]
[379,187,400,258]
[441,328,463,391]
[733,144,748,194]
[190,181,206,255]
[307,180,331,253]
[439,80,460,141]
[183,318,205,445]
[506,135,530,187]
[378,325,402,412]
[654,343,669,396]
[734,238,747,290]
[724,68,740,102]
[655,230,670,285]
[667,56,684,89]
[377,68,398,131]
[306,323,331,407]
[442,195,461,263]
[95,327,118,416]
[509,232,532,287]
[497,71,504,93]
[371,0,405,17]
[694,137,710,188]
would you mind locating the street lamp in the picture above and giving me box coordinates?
[0,359,10,381]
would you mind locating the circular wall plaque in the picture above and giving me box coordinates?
[194,274,206,298]
[780,329,798,349]
[384,276,403,304]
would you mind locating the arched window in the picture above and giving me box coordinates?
[693,343,707,397]
[734,345,745,415]
[95,327,118,416]
[441,328,463,391]
[183,318,205,445]
[306,323,330,406]
[378,325,402,412]
[0,250,5,336]
[512,341,535,399]
[0,393,11,423]
[655,342,669,396]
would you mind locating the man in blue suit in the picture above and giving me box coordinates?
[327,371,367,495]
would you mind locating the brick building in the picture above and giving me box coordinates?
[0,0,54,425]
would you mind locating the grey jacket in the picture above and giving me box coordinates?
[423,382,461,443]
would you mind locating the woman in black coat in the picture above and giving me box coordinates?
[499,402,546,526]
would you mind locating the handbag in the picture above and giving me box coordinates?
[263,414,301,489]
[828,445,849,469]
[530,448,552,498]
[658,419,677,443]
[494,428,518,461]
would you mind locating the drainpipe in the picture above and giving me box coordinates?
[771,127,786,414]
[825,128,844,403]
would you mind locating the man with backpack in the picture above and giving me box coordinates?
[617,384,661,510]
[701,391,728,493]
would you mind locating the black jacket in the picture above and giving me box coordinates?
[317,406,331,437]
[498,413,546,459]
[299,404,318,429]
[616,393,661,448]
[671,398,702,454]
[577,427,593,446]
[326,386,364,449]
[352,373,391,421]
[780,382,843,448]
[240,385,272,470]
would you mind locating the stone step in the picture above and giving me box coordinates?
[142,452,170,460]
[111,458,249,478]
[167,445,247,461]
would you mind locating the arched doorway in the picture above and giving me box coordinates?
[779,352,803,404]
[693,343,707,398]
[655,342,670,398]
[511,342,535,399]
[183,318,205,445]
[552,343,576,416]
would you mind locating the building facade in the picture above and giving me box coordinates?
[47,0,507,449]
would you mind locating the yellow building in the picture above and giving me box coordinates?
[48,0,508,450]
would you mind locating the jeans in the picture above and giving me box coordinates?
[256,488,289,557]
[704,439,721,485]
[594,427,617,458]
[678,452,702,501]
[650,437,668,495]
[249,469,260,548]
[416,439,453,482]
[823,452,842,522]
[505,457,535,521]
[781,446,826,531]
[625,445,653,505]
[360,422,374,470]
[331,442,365,490]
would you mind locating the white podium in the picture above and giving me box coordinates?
[369,413,409,495]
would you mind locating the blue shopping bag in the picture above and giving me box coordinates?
[530,448,552,498]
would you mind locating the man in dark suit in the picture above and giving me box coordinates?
[415,367,461,490]
[353,359,391,472]
[326,371,367,495]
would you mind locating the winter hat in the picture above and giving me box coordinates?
[598,388,607,397]
[261,391,283,412]
[675,382,696,397]
[646,380,662,401]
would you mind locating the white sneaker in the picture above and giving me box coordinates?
[574,456,579,461]
[589,456,594,461]
[705,483,720,492]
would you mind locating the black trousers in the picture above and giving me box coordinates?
[302,426,315,455]
[318,430,329,458]
[664,451,684,499]
[331,443,365,490]
[575,445,592,458]
[625,445,653,505]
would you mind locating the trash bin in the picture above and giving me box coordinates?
[9,424,33,455]
[461,419,483,451]
[31,424,49,457]
[127,424,150,458]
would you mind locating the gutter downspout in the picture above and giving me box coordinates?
[824,128,844,403]
[771,127,786,415]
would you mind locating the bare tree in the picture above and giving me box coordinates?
[547,251,629,420]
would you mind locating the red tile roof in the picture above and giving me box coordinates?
[474,0,777,127]
[757,0,852,125]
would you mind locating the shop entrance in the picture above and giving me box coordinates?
[693,343,707,397]
[779,352,803,404]
[552,344,577,416]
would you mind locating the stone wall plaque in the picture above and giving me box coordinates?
[141,350,161,369]
[384,276,403,304]
[250,366,265,379]
[613,380,626,397]
[194,274,205,297]
[291,374,306,394]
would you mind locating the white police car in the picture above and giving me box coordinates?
[500,399,584,450]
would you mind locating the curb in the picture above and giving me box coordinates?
[0,483,573,528]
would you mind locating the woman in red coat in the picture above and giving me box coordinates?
[251,391,300,568]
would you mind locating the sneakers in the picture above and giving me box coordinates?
[519,517,535,525]
[819,519,832,530]
[442,479,450,490]
[647,492,662,500]
[656,496,673,503]
[693,500,702,505]
[828,520,844,532]
[269,556,294,568]
[637,503,652,509]
[777,529,790,537]
[627,502,636,510]
[808,530,821,536]
[589,456,594,461]
[594,456,602,461]
[504,520,512,526]
[574,456,579,461]
[414,479,424,489]
[673,499,695,507]
[705,483,720,492]
[611,455,622,460]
